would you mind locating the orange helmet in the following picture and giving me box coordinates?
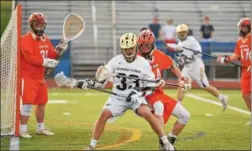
[137,29,155,56]
[237,18,251,37]
[29,12,47,37]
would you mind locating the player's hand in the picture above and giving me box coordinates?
[181,83,192,92]
[42,58,59,68]
[55,39,68,54]
[76,79,94,89]
[156,79,165,88]
[178,76,189,84]
[217,55,230,64]
[126,89,142,103]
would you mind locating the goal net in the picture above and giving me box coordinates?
[1,4,22,136]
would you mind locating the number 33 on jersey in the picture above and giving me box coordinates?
[105,54,156,95]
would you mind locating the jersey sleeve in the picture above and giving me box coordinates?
[234,41,241,58]
[21,38,44,66]
[47,39,59,59]
[159,52,173,70]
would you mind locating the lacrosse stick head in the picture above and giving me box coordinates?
[63,13,85,42]
[54,71,77,88]
[95,65,111,82]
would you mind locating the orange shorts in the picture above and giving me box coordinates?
[146,91,177,124]
[241,75,251,95]
[21,76,48,105]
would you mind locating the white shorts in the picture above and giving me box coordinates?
[103,95,148,118]
[182,59,209,88]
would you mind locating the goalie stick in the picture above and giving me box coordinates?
[45,13,85,79]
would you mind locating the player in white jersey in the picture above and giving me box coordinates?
[167,24,228,110]
[78,33,174,150]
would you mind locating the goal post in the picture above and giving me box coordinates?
[1,3,22,137]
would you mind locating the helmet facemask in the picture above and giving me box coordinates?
[121,46,138,62]
[238,25,250,37]
[177,31,188,41]
[237,18,251,38]
[30,21,46,37]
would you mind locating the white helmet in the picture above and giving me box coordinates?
[176,24,189,41]
[120,33,138,62]
[120,33,137,49]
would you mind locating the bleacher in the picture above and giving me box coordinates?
[18,1,250,79]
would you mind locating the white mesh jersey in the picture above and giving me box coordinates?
[178,36,202,59]
[105,54,156,97]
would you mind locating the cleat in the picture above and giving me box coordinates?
[36,128,55,136]
[19,131,32,138]
[163,141,175,151]
[159,138,164,150]
[168,136,177,150]
[220,95,228,111]
[85,145,95,150]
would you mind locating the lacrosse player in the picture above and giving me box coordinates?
[217,18,251,111]
[77,33,174,150]
[19,12,68,138]
[137,29,190,149]
[167,24,228,110]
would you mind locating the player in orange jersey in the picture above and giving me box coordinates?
[19,13,68,138]
[137,29,191,149]
[217,18,251,112]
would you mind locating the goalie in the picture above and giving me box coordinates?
[19,12,68,138]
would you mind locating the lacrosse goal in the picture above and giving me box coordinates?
[1,4,22,137]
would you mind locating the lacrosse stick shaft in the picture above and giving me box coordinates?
[115,74,180,87]
[87,86,126,98]
[182,46,243,67]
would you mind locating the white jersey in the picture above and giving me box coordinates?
[177,36,203,65]
[105,54,156,97]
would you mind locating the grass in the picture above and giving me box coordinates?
[1,1,12,37]
[1,89,250,150]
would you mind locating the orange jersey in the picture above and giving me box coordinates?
[234,34,251,77]
[149,49,173,92]
[21,32,58,80]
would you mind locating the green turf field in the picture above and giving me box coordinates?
[1,89,250,150]
[1,1,12,37]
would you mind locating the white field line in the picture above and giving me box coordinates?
[186,93,250,115]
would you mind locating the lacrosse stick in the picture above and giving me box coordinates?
[166,43,243,67]
[45,13,85,78]
[54,72,126,98]
[94,65,191,91]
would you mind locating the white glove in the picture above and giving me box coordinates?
[182,83,192,92]
[217,56,229,64]
[156,79,165,87]
[55,39,68,54]
[42,58,59,68]
[126,89,143,103]
[77,79,94,89]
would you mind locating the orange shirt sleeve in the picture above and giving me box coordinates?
[159,52,173,70]
[21,38,44,66]
[234,40,241,58]
[47,39,59,59]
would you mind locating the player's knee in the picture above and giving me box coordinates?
[100,109,113,121]
[153,101,164,116]
[21,104,33,116]
[175,104,190,124]
[137,105,152,119]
